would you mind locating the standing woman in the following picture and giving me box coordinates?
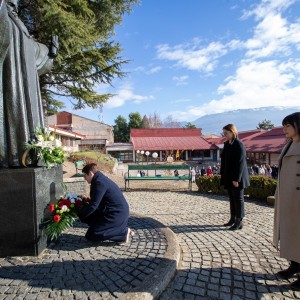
[220,124,250,230]
[273,112,300,289]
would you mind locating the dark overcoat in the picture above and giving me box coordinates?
[78,171,129,241]
[220,138,250,189]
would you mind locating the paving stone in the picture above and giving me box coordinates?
[0,186,296,299]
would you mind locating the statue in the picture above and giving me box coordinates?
[0,0,58,168]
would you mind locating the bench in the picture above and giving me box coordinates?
[124,164,191,191]
[74,160,85,175]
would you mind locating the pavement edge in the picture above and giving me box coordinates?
[119,214,181,300]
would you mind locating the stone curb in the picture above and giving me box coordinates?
[119,215,181,300]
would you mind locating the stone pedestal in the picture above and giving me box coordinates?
[0,166,63,257]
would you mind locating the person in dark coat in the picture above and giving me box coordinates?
[78,163,133,243]
[220,124,250,230]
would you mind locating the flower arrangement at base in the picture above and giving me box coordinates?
[23,127,65,168]
[44,192,90,241]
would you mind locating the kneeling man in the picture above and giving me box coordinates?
[78,163,133,243]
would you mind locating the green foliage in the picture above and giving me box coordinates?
[113,115,129,142]
[256,119,274,130]
[244,176,277,200]
[18,0,139,114]
[184,122,196,128]
[195,175,277,201]
[128,112,143,129]
[44,214,77,241]
[44,193,90,241]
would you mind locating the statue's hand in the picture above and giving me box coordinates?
[49,35,59,58]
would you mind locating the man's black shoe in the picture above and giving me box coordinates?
[290,276,300,290]
[277,262,300,280]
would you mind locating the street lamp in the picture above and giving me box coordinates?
[145,151,150,175]
[152,152,158,162]
[152,152,158,175]
[140,150,144,164]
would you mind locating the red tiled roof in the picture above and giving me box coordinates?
[130,128,213,150]
[206,129,266,146]
[132,136,214,151]
[205,127,287,152]
[131,128,202,137]
[243,126,287,153]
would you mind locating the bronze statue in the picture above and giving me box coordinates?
[0,0,58,168]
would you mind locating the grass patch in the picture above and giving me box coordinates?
[69,151,116,173]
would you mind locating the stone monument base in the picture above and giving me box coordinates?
[0,166,63,257]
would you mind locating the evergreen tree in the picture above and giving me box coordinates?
[18,0,139,114]
[257,119,274,130]
[128,112,143,129]
[184,122,196,128]
[113,115,129,142]
[141,115,150,128]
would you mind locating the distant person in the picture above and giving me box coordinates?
[174,169,179,177]
[206,165,213,176]
[190,167,196,182]
[78,163,133,243]
[273,112,300,290]
[271,165,278,179]
[220,124,250,231]
[252,164,259,175]
[200,166,206,176]
[248,166,254,175]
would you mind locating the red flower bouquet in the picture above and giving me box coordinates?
[44,192,90,241]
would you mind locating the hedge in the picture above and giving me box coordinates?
[195,175,277,201]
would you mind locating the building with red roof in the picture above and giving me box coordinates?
[130,128,216,162]
[48,125,84,152]
[48,111,114,150]
[242,127,286,166]
[206,127,286,166]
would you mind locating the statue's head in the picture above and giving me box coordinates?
[6,0,18,14]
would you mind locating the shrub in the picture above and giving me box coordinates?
[195,175,277,201]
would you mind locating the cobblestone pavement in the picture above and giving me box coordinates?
[1,171,300,299]
[0,215,174,300]
[125,190,300,300]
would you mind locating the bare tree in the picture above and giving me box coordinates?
[147,112,163,128]
[163,115,181,128]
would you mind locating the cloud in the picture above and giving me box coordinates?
[146,66,162,74]
[170,59,300,121]
[241,0,296,20]
[172,75,189,85]
[156,40,230,73]
[163,0,300,121]
[103,84,153,108]
[244,13,300,58]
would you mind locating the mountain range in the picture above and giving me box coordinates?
[188,106,300,135]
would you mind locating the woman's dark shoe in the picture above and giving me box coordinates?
[290,275,300,290]
[224,218,235,226]
[229,219,243,231]
[277,261,300,279]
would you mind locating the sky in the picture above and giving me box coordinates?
[64,0,300,126]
